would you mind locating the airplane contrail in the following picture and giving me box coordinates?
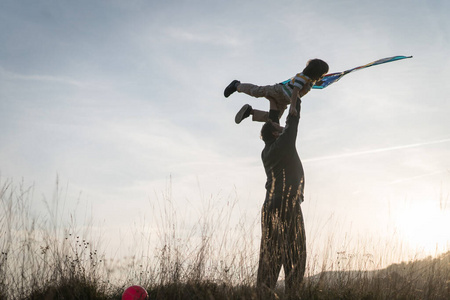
[304,138,450,163]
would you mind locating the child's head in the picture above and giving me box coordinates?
[303,59,329,81]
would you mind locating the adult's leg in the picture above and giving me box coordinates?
[257,204,283,299]
[282,202,306,298]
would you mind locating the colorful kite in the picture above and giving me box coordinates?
[282,55,412,89]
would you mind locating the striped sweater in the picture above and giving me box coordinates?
[281,73,312,99]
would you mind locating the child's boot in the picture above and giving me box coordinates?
[235,104,252,124]
[224,80,240,97]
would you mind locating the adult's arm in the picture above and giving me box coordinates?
[272,99,301,150]
[289,87,300,116]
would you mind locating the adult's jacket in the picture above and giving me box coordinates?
[261,101,304,209]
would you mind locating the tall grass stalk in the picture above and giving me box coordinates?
[0,178,448,299]
[0,178,110,299]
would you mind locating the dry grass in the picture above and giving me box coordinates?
[0,178,449,299]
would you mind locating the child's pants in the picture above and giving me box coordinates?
[237,83,291,122]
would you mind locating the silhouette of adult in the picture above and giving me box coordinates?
[257,98,306,299]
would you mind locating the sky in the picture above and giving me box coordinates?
[1,0,450,270]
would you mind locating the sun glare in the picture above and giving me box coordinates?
[395,201,450,255]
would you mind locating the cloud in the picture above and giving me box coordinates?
[0,66,100,89]
[304,138,450,163]
[388,170,448,185]
[165,27,241,48]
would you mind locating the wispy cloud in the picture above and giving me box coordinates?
[304,138,450,163]
[388,170,448,185]
[165,27,242,47]
[0,66,94,88]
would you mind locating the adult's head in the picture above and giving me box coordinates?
[261,120,284,143]
[303,59,329,81]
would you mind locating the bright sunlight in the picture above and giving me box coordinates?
[395,200,450,255]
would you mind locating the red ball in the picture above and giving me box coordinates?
[122,285,149,300]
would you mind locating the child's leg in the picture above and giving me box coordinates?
[239,83,288,118]
[251,109,269,122]
[234,104,280,124]
[251,96,285,123]
[238,83,289,104]
[237,83,277,99]
[251,109,281,123]
[268,109,281,124]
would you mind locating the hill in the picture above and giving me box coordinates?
[301,251,450,299]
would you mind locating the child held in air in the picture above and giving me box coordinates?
[224,59,329,124]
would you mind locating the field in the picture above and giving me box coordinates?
[1,179,449,299]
